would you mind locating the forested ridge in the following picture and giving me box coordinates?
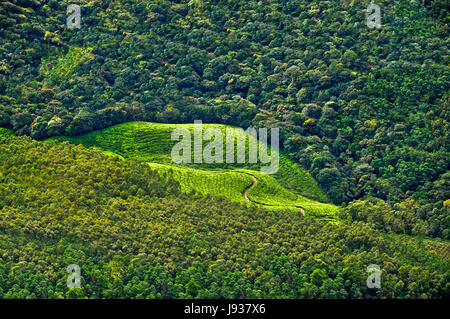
[1,0,448,207]
[0,0,449,298]
[0,130,448,298]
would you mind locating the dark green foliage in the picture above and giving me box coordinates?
[0,0,448,212]
[0,133,448,298]
[0,0,449,298]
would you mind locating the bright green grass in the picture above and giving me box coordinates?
[149,164,338,217]
[52,121,327,201]
[148,163,253,204]
[50,121,338,218]
[239,169,339,218]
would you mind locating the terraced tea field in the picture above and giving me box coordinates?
[51,121,338,218]
[148,163,253,204]
[239,169,339,218]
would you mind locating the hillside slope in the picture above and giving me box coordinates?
[0,0,448,211]
[0,130,448,298]
[51,121,338,217]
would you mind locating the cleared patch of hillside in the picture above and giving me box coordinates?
[52,121,328,202]
[51,122,338,217]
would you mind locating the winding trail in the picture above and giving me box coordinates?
[242,174,305,216]
[243,175,258,202]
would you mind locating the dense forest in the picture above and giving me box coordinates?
[0,130,448,298]
[1,0,448,204]
[0,0,449,298]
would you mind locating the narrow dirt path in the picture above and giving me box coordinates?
[242,174,305,216]
[243,175,258,201]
